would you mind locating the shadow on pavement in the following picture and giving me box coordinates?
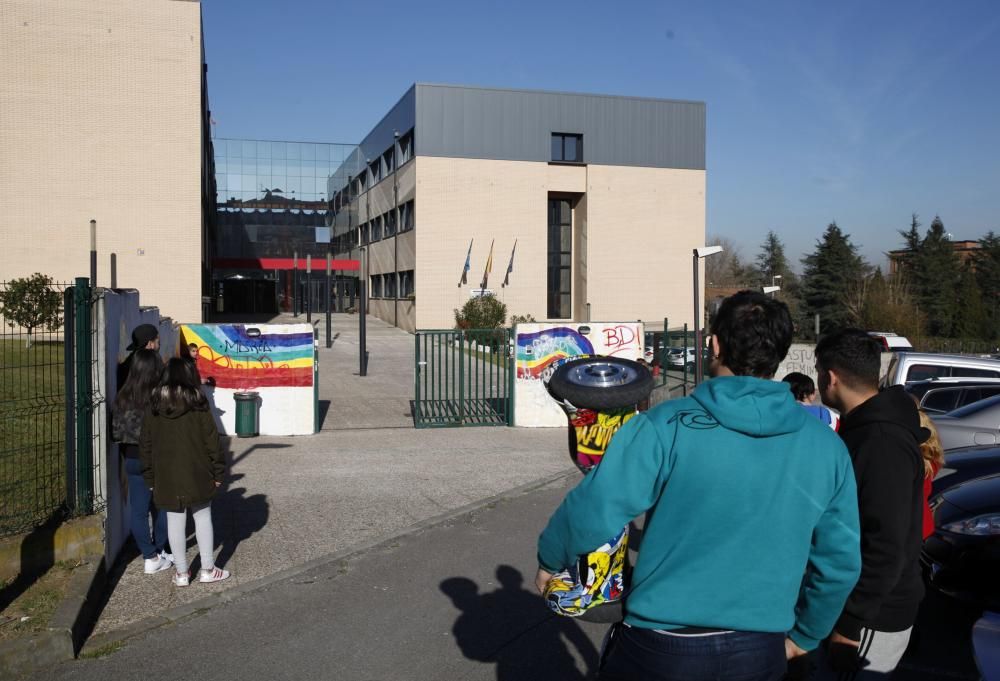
[207,473,269,572]
[440,565,600,680]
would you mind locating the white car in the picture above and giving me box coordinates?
[666,348,697,368]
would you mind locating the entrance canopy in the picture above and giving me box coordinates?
[213,257,360,271]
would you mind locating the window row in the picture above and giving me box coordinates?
[331,129,414,212]
[359,200,415,245]
[369,270,414,299]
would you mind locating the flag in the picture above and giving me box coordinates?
[480,240,494,290]
[458,239,473,287]
[501,239,517,288]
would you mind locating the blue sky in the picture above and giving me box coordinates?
[202,0,1000,271]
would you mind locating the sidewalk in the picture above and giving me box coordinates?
[88,313,573,639]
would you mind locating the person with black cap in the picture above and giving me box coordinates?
[117,323,160,391]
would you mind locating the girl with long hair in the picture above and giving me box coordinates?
[918,409,945,539]
[113,349,172,573]
[140,358,230,586]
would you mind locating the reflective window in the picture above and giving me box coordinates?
[551,133,583,163]
[547,197,572,318]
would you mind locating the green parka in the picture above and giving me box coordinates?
[140,406,224,512]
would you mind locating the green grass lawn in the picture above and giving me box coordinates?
[0,338,67,537]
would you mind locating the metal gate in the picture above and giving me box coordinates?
[413,329,513,428]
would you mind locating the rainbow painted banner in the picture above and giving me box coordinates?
[516,327,595,380]
[180,324,314,389]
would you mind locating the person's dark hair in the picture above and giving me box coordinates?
[814,328,881,390]
[709,290,793,378]
[151,357,209,415]
[115,350,162,412]
[782,372,815,401]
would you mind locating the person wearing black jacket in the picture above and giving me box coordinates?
[813,329,926,679]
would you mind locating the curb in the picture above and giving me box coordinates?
[80,468,577,656]
[0,555,106,679]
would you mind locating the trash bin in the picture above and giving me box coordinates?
[233,391,260,437]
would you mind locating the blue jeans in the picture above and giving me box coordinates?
[124,457,168,559]
[598,625,787,681]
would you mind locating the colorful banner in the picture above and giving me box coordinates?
[180,324,314,389]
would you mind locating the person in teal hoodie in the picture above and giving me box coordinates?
[536,290,861,681]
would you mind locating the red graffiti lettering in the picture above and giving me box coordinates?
[601,325,636,350]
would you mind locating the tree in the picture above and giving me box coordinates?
[846,269,925,340]
[913,216,962,336]
[953,265,989,339]
[703,235,751,286]
[973,231,1000,337]
[894,213,922,280]
[0,273,63,348]
[755,231,791,286]
[800,223,869,337]
[454,294,507,330]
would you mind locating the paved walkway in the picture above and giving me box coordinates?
[38,476,981,681]
[89,313,572,637]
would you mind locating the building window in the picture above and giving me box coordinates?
[547,198,572,319]
[384,273,397,299]
[369,159,381,185]
[382,147,395,176]
[551,133,583,163]
[371,215,383,241]
[385,209,397,237]
[399,270,414,297]
[398,130,414,165]
[399,201,414,232]
[370,275,382,298]
[360,222,370,245]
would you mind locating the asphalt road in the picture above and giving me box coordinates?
[34,476,983,681]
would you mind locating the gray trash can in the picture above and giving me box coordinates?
[233,391,260,437]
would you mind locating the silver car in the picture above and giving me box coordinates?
[932,394,1000,450]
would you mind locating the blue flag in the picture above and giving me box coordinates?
[459,239,473,287]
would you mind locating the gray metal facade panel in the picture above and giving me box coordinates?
[413,84,705,170]
[357,85,417,164]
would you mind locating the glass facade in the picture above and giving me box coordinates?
[212,138,359,313]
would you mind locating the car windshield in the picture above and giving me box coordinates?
[947,393,1000,418]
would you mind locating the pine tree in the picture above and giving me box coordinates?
[953,265,988,339]
[800,222,869,336]
[895,213,922,279]
[915,216,962,336]
[974,232,1000,337]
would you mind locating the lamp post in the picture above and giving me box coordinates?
[770,274,782,297]
[693,245,724,385]
[359,246,368,376]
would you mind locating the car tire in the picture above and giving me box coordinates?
[549,357,654,410]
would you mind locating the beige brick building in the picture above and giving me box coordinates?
[0,0,211,323]
[329,85,707,332]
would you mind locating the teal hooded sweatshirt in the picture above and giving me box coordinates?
[538,375,861,651]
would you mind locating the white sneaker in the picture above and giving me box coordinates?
[198,567,231,584]
[173,570,191,587]
[144,555,172,574]
[159,551,175,565]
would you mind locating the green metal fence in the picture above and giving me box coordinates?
[414,329,513,428]
[0,277,101,538]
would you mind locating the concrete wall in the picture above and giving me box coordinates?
[0,0,205,323]
[100,289,178,565]
[179,324,316,436]
[513,322,644,427]
[413,156,705,330]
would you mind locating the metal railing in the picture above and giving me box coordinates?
[0,278,103,538]
[414,329,513,428]
[0,280,69,536]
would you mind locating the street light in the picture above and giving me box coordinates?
[771,274,782,288]
[693,245,724,385]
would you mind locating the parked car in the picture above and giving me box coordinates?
[923,473,1000,608]
[868,331,913,352]
[905,377,1000,401]
[931,394,1000,450]
[933,444,1000,498]
[666,348,696,369]
[919,384,1000,415]
[883,352,1000,387]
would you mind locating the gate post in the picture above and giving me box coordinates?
[63,286,76,512]
[458,331,465,425]
[73,276,94,514]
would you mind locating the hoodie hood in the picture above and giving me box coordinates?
[157,405,191,420]
[691,375,806,437]
[841,385,927,442]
